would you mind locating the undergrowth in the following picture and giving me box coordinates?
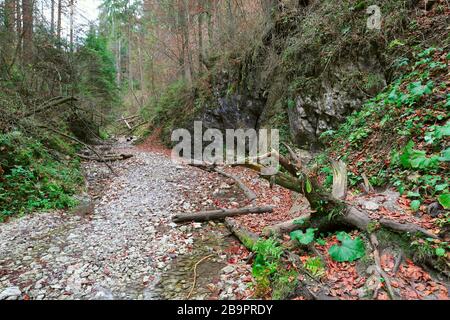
[0,131,83,222]
[316,47,449,216]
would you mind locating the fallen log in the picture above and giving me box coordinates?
[237,161,440,240]
[118,121,148,136]
[224,217,260,250]
[262,213,312,237]
[23,96,78,117]
[224,217,337,300]
[190,163,258,203]
[379,218,439,239]
[116,115,139,122]
[38,126,117,175]
[213,168,257,203]
[77,153,134,162]
[173,206,273,223]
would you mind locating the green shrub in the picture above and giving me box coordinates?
[0,131,83,221]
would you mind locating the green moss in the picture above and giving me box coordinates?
[272,269,299,300]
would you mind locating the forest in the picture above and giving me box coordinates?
[0,0,449,303]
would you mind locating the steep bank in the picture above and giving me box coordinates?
[146,0,449,150]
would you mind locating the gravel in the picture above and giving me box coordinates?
[0,144,197,300]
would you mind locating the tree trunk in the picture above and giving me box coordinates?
[206,0,214,51]
[57,0,62,42]
[180,0,193,84]
[22,0,33,63]
[128,0,134,93]
[3,0,16,64]
[172,206,274,223]
[69,0,74,53]
[226,0,235,40]
[50,0,55,34]
[137,35,145,103]
[198,0,204,72]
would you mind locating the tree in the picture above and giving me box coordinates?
[57,0,62,42]
[22,0,33,63]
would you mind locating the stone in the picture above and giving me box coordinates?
[222,266,235,274]
[93,287,114,300]
[364,201,380,211]
[0,287,22,300]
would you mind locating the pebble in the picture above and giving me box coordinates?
[222,266,235,274]
[0,142,252,301]
[0,287,22,300]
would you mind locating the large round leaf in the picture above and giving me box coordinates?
[329,233,366,262]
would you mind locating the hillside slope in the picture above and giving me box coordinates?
[146,0,449,150]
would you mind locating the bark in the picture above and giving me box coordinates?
[57,0,62,42]
[224,217,260,250]
[76,154,134,162]
[206,0,214,51]
[51,0,55,34]
[172,206,274,223]
[3,0,15,64]
[197,0,204,71]
[262,213,312,237]
[38,126,117,175]
[16,0,21,36]
[225,0,235,38]
[23,97,78,117]
[22,0,33,63]
[69,0,74,53]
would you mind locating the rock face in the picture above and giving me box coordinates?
[288,60,386,149]
[202,94,265,131]
[171,8,391,151]
[185,48,386,152]
[195,70,266,133]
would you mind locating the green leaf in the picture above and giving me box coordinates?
[290,228,317,245]
[316,238,327,246]
[436,248,446,257]
[329,233,366,262]
[306,178,313,194]
[400,141,440,170]
[408,81,433,98]
[407,191,421,198]
[293,218,306,226]
[438,194,450,209]
[410,200,421,212]
[435,184,448,192]
[440,148,450,162]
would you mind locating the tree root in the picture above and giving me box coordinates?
[187,254,216,300]
[224,217,336,300]
[213,168,257,203]
[370,234,398,300]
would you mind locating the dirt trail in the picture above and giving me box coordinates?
[0,138,252,300]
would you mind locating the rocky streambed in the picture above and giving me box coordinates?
[0,138,253,300]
